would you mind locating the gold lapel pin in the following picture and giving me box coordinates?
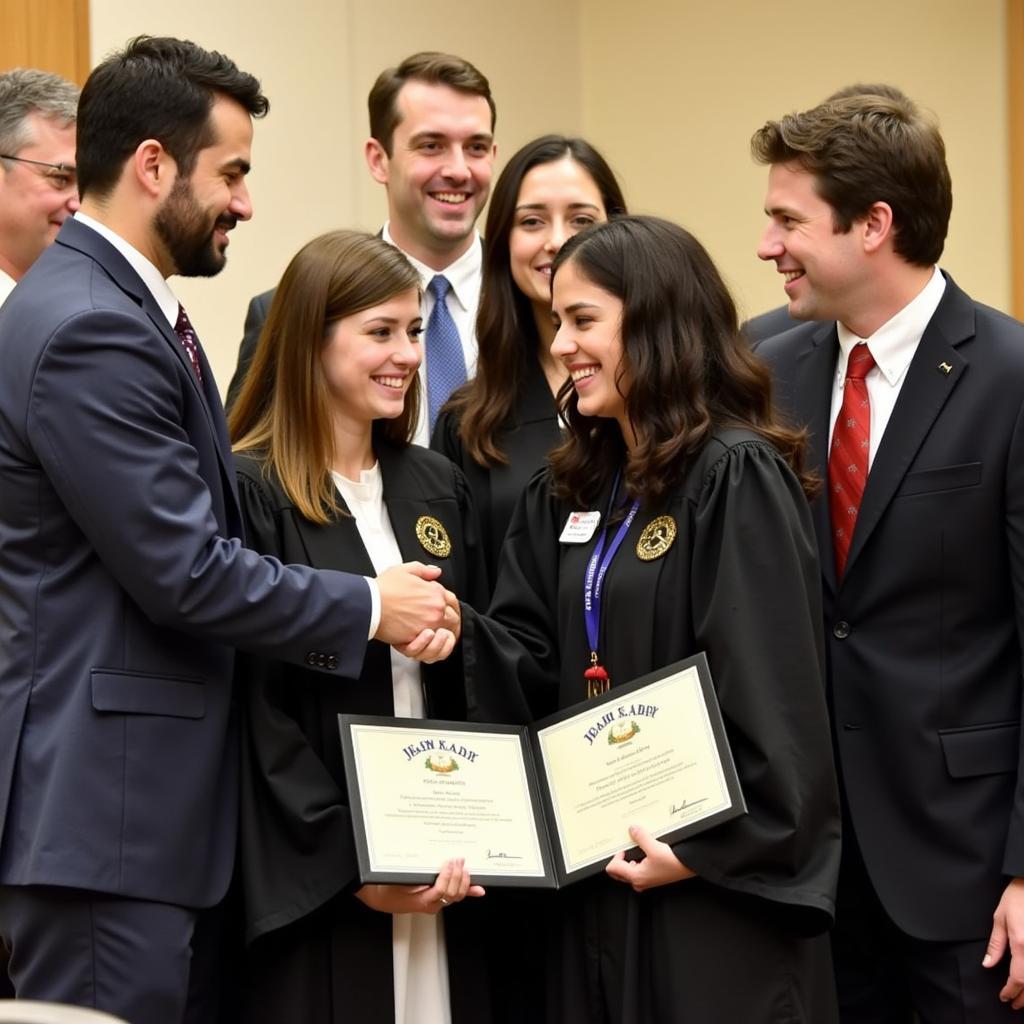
[636,515,677,561]
[938,361,953,375]
[415,515,452,558]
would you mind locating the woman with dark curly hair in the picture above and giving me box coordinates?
[463,216,841,1023]
[432,135,626,591]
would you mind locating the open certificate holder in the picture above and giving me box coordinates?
[339,652,746,889]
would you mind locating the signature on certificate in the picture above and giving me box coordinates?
[486,849,523,861]
[670,797,707,816]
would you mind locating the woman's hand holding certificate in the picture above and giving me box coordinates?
[356,857,485,915]
[605,824,697,892]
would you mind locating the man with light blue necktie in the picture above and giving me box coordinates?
[228,52,497,444]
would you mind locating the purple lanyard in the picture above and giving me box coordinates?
[584,475,640,656]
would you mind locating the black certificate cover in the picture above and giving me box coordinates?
[339,651,745,889]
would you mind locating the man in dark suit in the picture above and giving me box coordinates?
[0,37,457,1022]
[226,51,496,445]
[751,91,1024,1021]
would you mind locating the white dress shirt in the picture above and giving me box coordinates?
[75,212,179,328]
[829,267,946,468]
[382,223,482,447]
[0,268,16,308]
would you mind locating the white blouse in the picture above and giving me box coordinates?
[332,464,452,1024]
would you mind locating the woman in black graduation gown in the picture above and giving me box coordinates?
[462,216,842,1023]
[228,230,492,1024]
[432,136,627,593]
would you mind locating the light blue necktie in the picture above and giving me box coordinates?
[425,275,467,432]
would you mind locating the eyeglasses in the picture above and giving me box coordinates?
[0,153,77,188]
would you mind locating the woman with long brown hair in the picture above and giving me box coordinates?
[432,135,626,588]
[463,216,841,1023]
[229,230,491,1024]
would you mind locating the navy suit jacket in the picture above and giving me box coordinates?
[756,274,1024,941]
[0,218,372,909]
[742,303,800,343]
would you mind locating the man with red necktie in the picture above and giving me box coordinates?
[752,89,1024,1022]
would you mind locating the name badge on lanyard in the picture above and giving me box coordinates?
[560,510,601,544]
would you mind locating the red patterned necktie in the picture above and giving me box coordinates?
[829,343,875,578]
[174,303,203,383]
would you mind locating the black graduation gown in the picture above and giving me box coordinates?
[431,353,561,592]
[463,430,842,1024]
[233,442,493,1024]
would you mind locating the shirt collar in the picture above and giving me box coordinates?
[381,222,482,312]
[74,211,180,329]
[836,266,945,386]
[0,267,15,308]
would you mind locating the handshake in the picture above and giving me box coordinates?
[373,562,462,664]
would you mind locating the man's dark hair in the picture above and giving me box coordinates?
[368,51,494,156]
[751,92,952,267]
[77,35,269,199]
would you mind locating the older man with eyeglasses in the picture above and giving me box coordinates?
[0,69,79,306]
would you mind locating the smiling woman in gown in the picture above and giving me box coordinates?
[432,135,627,606]
[462,216,842,1024]
[228,230,491,1024]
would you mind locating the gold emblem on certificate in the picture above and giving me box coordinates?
[415,515,452,558]
[636,515,676,561]
[425,753,459,773]
[607,720,640,744]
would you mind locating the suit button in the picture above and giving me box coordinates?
[833,621,851,640]
[305,652,318,667]
[326,655,338,670]
[317,654,328,668]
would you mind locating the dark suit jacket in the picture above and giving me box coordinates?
[742,303,800,343]
[0,218,372,910]
[755,273,1024,941]
[226,284,274,409]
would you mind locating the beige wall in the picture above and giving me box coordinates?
[89,0,583,395]
[580,0,1009,324]
[90,0,1009,396]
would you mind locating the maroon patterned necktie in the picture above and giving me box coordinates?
[829,343,875,578]
[174,303,203,383]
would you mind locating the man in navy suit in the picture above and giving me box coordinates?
[0,36,456,1022]
[225,51,497,443]
[752,92,1024,1021]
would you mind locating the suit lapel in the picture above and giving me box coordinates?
[59,220,236,498]
[843,276,974,578]
[788,322,841,593]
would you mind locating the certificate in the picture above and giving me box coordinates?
[339,652,745,888]
[532,653,745,881]
[339,719,555,887]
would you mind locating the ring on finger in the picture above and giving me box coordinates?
[439,896,450,906]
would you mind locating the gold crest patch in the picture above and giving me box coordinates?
[636,515,676,561]
[415,515,452,558]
